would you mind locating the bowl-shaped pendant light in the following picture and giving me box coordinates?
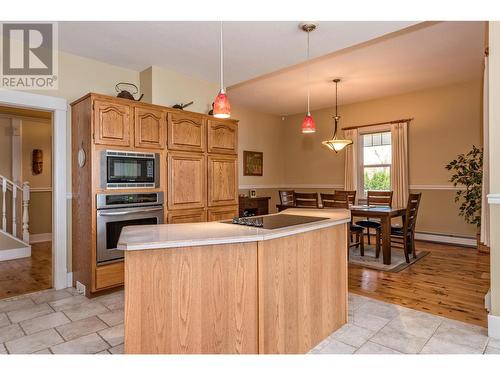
[322,79,353,152]
[300,23,317,133]
[213,22,231,119]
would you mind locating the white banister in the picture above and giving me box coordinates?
[2,179,6,232]
[0,174,29,244]
[22,182,30,244]
[12,187,17,237]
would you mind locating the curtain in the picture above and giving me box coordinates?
[344,129,358,202]
[481,56,490,246]
[390,122,409,207]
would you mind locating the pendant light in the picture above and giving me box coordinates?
[213,21,231,119]
[300,23,317,133]
[322,79,353,152]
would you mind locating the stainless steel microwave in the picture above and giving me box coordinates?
[101,150,160,189]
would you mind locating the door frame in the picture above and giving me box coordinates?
[0,90,68,290]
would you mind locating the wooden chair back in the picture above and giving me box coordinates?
[403,193,422,237]
[367,191,393,207]
[278,190,296,206]
[295,192,319,208]
[335,190,356,205]
[321,193,349,209]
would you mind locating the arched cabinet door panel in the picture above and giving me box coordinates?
[134,107,166,149]
[167,112,206,152]
[207,120,237,155]
[93,100,131,146]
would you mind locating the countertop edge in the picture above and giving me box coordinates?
[117,216,351,251]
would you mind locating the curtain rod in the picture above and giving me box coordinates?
[342,118,413,131]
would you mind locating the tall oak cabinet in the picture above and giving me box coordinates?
[71,93,239,297]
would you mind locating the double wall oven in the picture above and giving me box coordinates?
[96,192,164,264]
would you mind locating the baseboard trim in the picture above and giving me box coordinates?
[0,246,31,261]
[488,314,500,339]
[30,233,52,244]
[415,232,476,247]
[66,272,73,288]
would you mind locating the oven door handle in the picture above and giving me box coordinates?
[98,207,164,216]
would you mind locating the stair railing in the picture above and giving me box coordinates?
[0,174,30,243]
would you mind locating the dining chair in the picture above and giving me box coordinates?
[294,192,319,208]
[334,190,356,205]
[321,192,364,257]
[279,190,296,206]
[355,191,393,252]
[382,193,422,263]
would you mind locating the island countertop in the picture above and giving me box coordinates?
[117,208,350,251]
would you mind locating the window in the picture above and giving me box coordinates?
[360,131,391,196]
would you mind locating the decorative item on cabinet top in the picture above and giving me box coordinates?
[172,101,194,110]
[115,82,144,101]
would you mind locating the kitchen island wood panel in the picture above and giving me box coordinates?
[124,242,258,354]
[257,225,348,354]
[120,209,350,354]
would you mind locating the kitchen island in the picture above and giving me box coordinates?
[118,208,350,354]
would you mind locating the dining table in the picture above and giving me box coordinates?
[349,205,406,265]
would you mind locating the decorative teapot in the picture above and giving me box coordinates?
[115,82,144,101]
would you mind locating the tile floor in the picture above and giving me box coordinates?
[310,293,500,354]
[0,288,123,354]
[0,287,499,354]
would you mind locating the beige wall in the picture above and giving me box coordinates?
[0,118,12,179]
[21,119,52,235]
[489,22,500,321]
[280,80,482,236]
[140,66,219,114]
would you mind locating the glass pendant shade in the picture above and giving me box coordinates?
[301,113,316,133]
[213,89,231,119]
[322,138,353,152]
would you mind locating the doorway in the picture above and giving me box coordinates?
[0,90,68,298]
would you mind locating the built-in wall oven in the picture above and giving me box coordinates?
[96,192,164,264]
[101,150,160,189]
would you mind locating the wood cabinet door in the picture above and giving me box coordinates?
[207,120,237,154]
[134,107,166,149]
[167,112,206,152]
[208,155,238,207]
[168,209,207,224]
[207,205,239,221]
[94,100,131,146]
[168,152,206,210]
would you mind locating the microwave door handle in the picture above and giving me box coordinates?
[98,207,164,216]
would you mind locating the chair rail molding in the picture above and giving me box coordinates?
[487,194,500,204]
[0,89,68,290]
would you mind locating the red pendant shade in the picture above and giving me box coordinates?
[213,90,231,119]
[301,113,316,133]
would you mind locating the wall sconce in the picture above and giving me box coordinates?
[32,149,43,175]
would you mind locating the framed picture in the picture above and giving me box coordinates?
[249,189,257,198]
[243,151,263,176]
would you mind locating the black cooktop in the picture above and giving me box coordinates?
[224,214,328,229]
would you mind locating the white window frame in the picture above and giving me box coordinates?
[357,124,392,199]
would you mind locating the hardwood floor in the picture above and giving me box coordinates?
[0,241,52,300]
[349,240,490,327]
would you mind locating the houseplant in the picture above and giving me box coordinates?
[445,145,483,248]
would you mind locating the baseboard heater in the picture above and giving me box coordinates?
[415,231,476,247]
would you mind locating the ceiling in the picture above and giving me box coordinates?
[58,21,417,86]
[228,22,486,115]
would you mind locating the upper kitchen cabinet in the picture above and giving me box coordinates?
[93,99,131,146]
[207,154,238,207]
[134,106,166,149]
[167,112,206,152]
[207,120,238,155]
[168,152,206,210]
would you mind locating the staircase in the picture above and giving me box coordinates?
[0,174,30,261]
